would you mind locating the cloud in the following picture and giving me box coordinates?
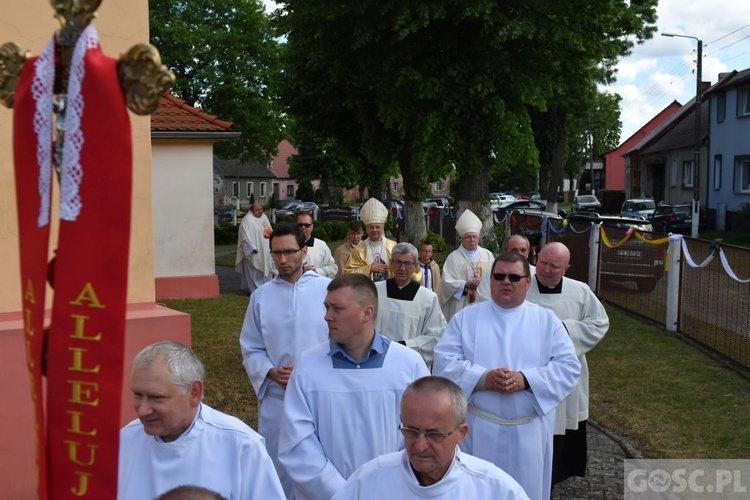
[610,0,750,140]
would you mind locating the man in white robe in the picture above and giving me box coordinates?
[297,212,338,277]
[433,252,581,500]
[374,242,446,368]
[526,242,609,487]
[240,223,331,498]
[334,221,363,275]
[332,376,529,500]
[278,274,430,500]
[118,341,284,500]
[235,203,274,292]
[439,209,494,322]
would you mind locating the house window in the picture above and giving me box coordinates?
[738,88,750,117]
[713,155,722,191]
[246,182,253,198]
[392,182,399,192]
[286,185,294,197]
[434,181,444,192]
[260,182,267,197]
[232,182,238,198]
[670,158,678,187]
[735,157,750,193]
[682,161,694,188]
[717,92,726,123]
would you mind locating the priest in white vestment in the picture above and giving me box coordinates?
[278,274,430,500]
[235,203,274,292]
[296,212,338,277]
[439,209,494,322]
[526,242,609,486]
[334,221,363,275]
[433,252,581,500]
[240,224,331,498]
[332,376,529,500]
[118,341,284,500]
[374,242,446,368]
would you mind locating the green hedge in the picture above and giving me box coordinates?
[215,225,239,245]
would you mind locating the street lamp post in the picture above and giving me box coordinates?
[662,32,702,238]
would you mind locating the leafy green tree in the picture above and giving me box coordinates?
[149,0,283,161]
[277,0,657,242]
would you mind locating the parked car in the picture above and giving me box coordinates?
[571,194,602,213]
[499,199,548,211]
[649,203,707,233]
[383,200,405,219]
[489,193,517,210]
[507,208,564,257]
[620,198,656,219]
[565,213,665,292]
[294,201,319,214]
[318,205,358,222]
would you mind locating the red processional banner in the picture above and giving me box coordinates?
[13,27,132,499]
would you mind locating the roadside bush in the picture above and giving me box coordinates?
[421,230,447,253]
[311,223,330,241]
[326,221,348,241]
[215,225,239,245]
[735,202,750,234]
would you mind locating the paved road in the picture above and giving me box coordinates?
[216,259,639,499]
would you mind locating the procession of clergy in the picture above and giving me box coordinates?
[119,197,609,500]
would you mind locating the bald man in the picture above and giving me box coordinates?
[525,242,609,488]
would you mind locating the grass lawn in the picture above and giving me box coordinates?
[166,293,750,459]
[589,306,750,458]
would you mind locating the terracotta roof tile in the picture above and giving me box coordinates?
[151,92,235,132]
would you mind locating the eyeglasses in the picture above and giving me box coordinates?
[271,248,302,257]
[491,273,527,283]
[399,423,456,443]
[392,260,416,268]
[297,223,313,228]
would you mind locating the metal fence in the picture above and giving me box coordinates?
[508,213,750,369]
[413,208,750,369]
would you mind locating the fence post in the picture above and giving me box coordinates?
[589,223,601,292]
[665,234,682,332]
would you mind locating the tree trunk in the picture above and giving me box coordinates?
[546,107,567,213]
[399,142,427,244]
[456,155,494,247]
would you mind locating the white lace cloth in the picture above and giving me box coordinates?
[31,24,99,226]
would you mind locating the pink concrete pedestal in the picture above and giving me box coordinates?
[0,302,191,499]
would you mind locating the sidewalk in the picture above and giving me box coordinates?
[551,420,638,499]
[216,259,639,499]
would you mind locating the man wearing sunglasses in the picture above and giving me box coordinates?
[296,212,338,278]
[434,252,580,500]
[525,242,609,490]
[332,376,529,499]
[374,243,446,368]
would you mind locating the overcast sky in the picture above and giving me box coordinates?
[261,1,750,145]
